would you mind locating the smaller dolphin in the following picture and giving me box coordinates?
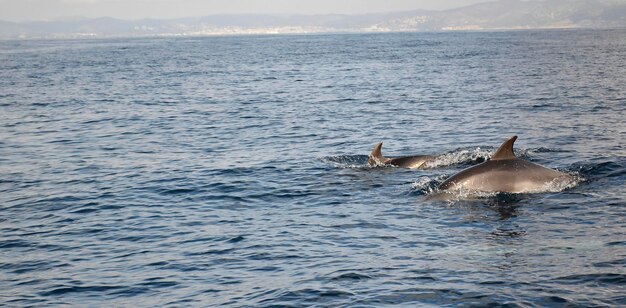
[368,142,436,169]
[438,136,573,193]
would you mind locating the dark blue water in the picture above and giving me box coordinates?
[1,30,625,306]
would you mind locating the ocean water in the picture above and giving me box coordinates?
[1,29,625,306]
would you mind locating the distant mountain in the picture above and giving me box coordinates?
[381,0,626,31]
[1,0,625,39]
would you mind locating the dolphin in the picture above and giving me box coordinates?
[438,136,573,193]
[368,142,436,169]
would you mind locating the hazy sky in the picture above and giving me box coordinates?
[0,0,492,22]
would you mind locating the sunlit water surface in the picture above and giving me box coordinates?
[1,29,625,306]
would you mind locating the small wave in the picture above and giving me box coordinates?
[527,147,571,153]
[428,188,501,202]
[570,160,626,179]
[39,285,125,297]
[261,288,354,306]
[553,273,626,286]
[319,155,369,168]
[158,187,198,195]
[227,235,245,243]
[410,176,447,195]
[331,272,372,281]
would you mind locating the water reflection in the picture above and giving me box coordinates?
[485,194,524,220]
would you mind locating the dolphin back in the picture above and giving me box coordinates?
[367,142,434,168]
[439,157,572,193]
[388,155,435,169]
[438,136,574,193]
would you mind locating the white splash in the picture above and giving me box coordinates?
[411,175,448,195]
[425,147,494,168]
[524,172,583,193]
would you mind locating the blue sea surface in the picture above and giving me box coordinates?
[1,29,625,306]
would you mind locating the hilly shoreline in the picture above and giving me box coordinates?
[1,0,625,39]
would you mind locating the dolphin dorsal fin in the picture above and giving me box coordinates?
[491,136,518,160]
[368,142,388,165]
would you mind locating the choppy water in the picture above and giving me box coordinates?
[1,29,625,306]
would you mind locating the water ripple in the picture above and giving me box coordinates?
[1,30,625,307]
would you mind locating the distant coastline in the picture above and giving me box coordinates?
[1,0,625,40]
